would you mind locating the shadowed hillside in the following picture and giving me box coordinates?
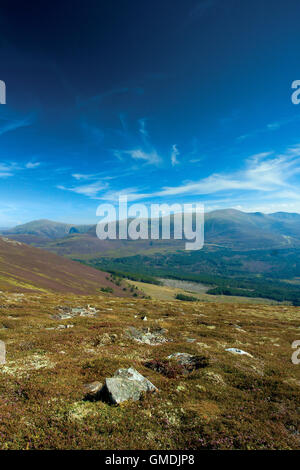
[0,237,129,295]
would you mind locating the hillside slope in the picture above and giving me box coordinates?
[0,237,127,295]
[204,209,300,249]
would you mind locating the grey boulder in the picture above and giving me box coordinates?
[102,367,157,404]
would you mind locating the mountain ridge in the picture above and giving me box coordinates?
[2,208,300,254]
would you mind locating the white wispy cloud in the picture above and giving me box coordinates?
[0,171,13,178]
[0,163,18,178]
[54,144,300,216]
[57,180,109,197]
[157,148,300,197]
[0,160,41,178]
[72,173,92,180]
[171,144,180,166]
[26,162,41,169]
[125,148,161,165]
[98,146,300,204]
[0,114,35,137]
[113,118,162,166]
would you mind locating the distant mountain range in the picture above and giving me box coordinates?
[2,209,300,256]
[2,219,93,239]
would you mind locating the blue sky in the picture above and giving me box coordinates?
[1,0,300,226]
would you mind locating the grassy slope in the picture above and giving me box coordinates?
[0,291,299,449]
[0,237,129,296]
[126,279,287,304]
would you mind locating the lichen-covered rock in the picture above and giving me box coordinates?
[0,340,5,365]
[102,367,157,404]
[114,367,157,391]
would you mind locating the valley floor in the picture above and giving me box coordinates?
[0,291,299,450]
[127,279,286,305]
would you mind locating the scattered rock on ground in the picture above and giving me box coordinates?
[126,326,169,345]
[52,305,98,320]
[167,352,210,371]
[225,347,253,357]
[83,381,103,401]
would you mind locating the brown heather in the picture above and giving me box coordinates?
[0,290,299,450]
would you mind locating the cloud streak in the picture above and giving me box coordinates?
[0,114,35,137]
[57,180,109,197]
[0,160,41,178]
[98,146,300,204]
[171,144,180,166]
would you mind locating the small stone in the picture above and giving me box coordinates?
[225,347,253,357]
[0,340,5,365]
[83,381,103,400]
